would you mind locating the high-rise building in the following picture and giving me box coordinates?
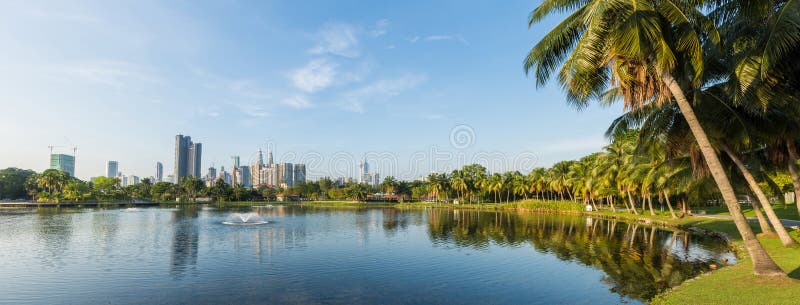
[231,156,240,168]
[155,162,163,182]
[174,135,202,182]
[240,166,251,187]
[294,164,306,186]
[277,163,294,188]
[189,142,202,178]
[50,153,75,177]
[106,161,118,178]
[207,166,217,181]
[267,147,274,165]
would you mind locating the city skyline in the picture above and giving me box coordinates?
[0,0,621,181]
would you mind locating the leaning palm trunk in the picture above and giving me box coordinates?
[721,144,795,246]
[749,190,775,236]
[663,191,677,219]
[786,141,800,218]
[663,73,785,276]
[647,196,655,216]
[626,190,639,215]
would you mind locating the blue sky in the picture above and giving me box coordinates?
[0,0,622,181]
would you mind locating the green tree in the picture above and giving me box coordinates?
[525,0,784,275]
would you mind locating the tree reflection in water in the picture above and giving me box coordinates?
[422,208,733,300]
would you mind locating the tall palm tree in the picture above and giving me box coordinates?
[525,0,784,275]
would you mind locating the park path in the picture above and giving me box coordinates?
[694,214,800,227]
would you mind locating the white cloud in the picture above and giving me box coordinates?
[368,19,390,37]
[408,34,468,45]
[229,80,271,99]
[341,74,426,112]
[289,59,338,92]
[55,60,161,88]
[230,102,271,117]
[308,22,360,58]
[282,95,313,109]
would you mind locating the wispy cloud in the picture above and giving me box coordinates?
[368,19,390,37]
[55,60,161,88]
[408,34,468,45]
[289,59,338,92]
[341,74,426,112]
[308,22,360,58]
[282,95,313,109]
[230,102,271,117]
[421,114,445,120]
[229,80,272,99]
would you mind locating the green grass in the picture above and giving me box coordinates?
[695,204,800,221]
[651,222,800,304]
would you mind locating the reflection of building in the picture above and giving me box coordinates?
[174,134,202,183]
[155,162,163,182]
[106,161,118,178]
[50,153,76,176]
[170,208,199,278]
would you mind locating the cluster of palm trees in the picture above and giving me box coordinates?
[524,0,799,276]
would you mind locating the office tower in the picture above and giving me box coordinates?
[174,135,202,182]
[294,164,306,186]
[277,163,294,188]
[231,156,240,168]
[155,162,163,182]
[130,175,140,185]
[121,175,129,187]
[207,166,217,181]
[166,175,175,183]
[267,146,274,165]
[240,166,251,187]
[50,153,76,177]
[189,143,202,178]
[106,161,118,178]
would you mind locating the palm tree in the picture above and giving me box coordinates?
[525,0,784,275]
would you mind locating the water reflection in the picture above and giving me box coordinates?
[0,206,735,304]
[170,206,199,278]
[423,208,733,300]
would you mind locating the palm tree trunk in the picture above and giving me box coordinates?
[786,140,800,218]
[663,191,677,219]
[749,190,775,236]
[647,196,655,216]
[626,190,639,214]
[663,72,785,276]
[721,144,795,245]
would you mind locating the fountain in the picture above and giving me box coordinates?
[222,212,268,225]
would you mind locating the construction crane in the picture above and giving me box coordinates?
[48,145,77,156]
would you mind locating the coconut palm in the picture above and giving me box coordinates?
[525,0,784,275]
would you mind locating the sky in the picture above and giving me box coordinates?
[0,0,623,181]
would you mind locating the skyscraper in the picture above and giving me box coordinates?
[294,164,306,186]
[189,142,202,178]
[174,135,202,183]
[155,162,163,182]
[267,146,274,165]
[231,156,240,168]
[50,153,75,177]
[277,163,294,187]
[106,161,118,178]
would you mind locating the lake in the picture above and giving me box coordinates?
[0,205,735,304]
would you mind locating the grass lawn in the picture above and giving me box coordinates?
[696,203,800,221]
[652,218,800,304]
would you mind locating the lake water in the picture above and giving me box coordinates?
[0,205,735,304]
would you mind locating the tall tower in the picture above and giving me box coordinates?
[175,135,201,182]
[189,142,202,178]
[155,162,163,182]
[106,161,119,178]
[267,146,274,166]
[174,135,190,183]
[256,148,264,166]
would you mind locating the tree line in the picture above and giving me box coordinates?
[524,0,800,275]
